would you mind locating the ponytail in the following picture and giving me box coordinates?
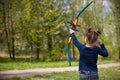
[85,28,101,43]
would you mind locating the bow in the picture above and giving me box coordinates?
[66,1,93,66]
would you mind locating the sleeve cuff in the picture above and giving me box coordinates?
[71,33,75,36]
[100,44,104,47]
[70,33,76,40]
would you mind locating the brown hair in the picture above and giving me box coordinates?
[85,28,101,43]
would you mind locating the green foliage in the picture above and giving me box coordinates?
[0,0,120,60]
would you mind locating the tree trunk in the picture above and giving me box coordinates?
[36,47,40,60]
[0,36,2,51]
[47,34,52,57]
[0,3,3,51]
[118,46,120,59]
[30,43,33,62]
[10,17,15,59]
[36,31,41,60]
[3,2,12,59]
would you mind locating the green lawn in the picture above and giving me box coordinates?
[1,67,120,80]
[0,57,120,71]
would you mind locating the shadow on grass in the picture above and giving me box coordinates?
[0,57,31,63]
[0,56,45,63]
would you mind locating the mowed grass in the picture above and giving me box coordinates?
[1,67,120,80]
[0,57,78,71]
[0,57,120,71]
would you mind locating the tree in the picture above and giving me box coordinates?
[1,0,12,59]
[110,0,120,59]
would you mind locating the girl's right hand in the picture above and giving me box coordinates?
[97,39,103,45]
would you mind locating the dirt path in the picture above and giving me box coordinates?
[0,63,120,79]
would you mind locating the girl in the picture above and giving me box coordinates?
[70,28,108,80]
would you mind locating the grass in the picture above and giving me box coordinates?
[0,57,78,71]
[0,57,120,71]
[1,67,120,80]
